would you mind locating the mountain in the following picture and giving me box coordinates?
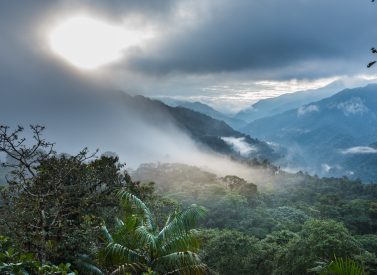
[176,101,247,129]
[120,94,279,161]
[0,41,284,169]
[340,142,377,182]
[234,80,347,123]
[161,99,247,129]
[241,84,377,182]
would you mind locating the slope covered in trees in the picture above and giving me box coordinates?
[0,126,376,274]
[241,84,377,181]
[132,163,377,274]
[120,94,280,161]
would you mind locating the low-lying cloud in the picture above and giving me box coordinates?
[335,97,369,116]
[340,146,377,155]
[221,137,256,156]
[297,105,320,117]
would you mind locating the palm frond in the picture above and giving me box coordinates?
[117,190,154,229]
[110,263,147,275]
[135,225,157,251]
[160,232,201,255]
[163,264,209,275]
[104,242,145,264]
[154,251,204,273]
[115,217,124,228]
[158,205,207,241]
[75,254,104,275]
[164,213,174,228]
[100,193,207,274]
[75,261,104,275]
[101,225,113,243]
[320,257,365,275]
[111,216,139,246]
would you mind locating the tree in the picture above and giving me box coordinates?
[269,206,309,232]
[275,219,362,274]
[314,256,365,275]
[99,190,208,274]
[368,48,376,68]
[368,2,376,68]
[199,229,260,275]
[0,235,75,275]
[200,229,301,275]
[0,125,130,264]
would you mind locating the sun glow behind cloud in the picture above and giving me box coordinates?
[48,16,152,70]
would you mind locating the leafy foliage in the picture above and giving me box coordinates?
[132,163,377,274]
[99,190,208,274]
[1,126,377,274]
[0,235,76,274]
[0,126,133,264]
[318,257,365,275]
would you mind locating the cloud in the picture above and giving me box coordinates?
[340,146,377,155]
[221,137,256,156]
[82,0,177,17]
[321,163,332,173]
[4,0,377,182]
[297,105,320,117]
[129,0,377,77]
[1,0,377,116]
[2,1,377,78]
[335,97,369,116]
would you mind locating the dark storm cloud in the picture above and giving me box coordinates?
[0,0,179,101]
[0,0,206,164]
[0,0,376,166]
[0,0,376,109]
[81,0,177,18]
[0,0,176,20]
[129,0,377,77]
[1,0,375,79]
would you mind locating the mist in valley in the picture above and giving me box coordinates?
[1,1,377,274]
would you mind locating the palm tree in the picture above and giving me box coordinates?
[99,190,209,275]
[320,257,365,275]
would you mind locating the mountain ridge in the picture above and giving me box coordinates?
[120,93,279,161]
[234,80,350,123]
[160,99,247,129]
[241,84,377,181]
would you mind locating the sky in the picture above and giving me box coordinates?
[0,0,377,114]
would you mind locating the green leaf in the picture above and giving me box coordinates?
[117,190,155,230]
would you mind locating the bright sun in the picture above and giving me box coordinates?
[49,16,149,70]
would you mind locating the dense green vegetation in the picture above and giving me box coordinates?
[132,163,377,274]
[0,235,76,274]
[0,126,376,274]
[99,191,208,274]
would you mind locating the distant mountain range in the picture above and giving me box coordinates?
[241,84,377,182]
[0,78,280,170]
[161,80,351,128]
[234,80,348,123]
[160,99,247,129]
[0,49,283,169]
[121,94,279,161]
[2,58,376,182]
[149,83,377,182]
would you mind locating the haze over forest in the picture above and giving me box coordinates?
[1,1,377,275]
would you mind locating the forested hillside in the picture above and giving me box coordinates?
[1,0,377,274]
[131,163,377,274]
[120,93,280,161]
[242,84,377,181]
[1,126,376,274]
